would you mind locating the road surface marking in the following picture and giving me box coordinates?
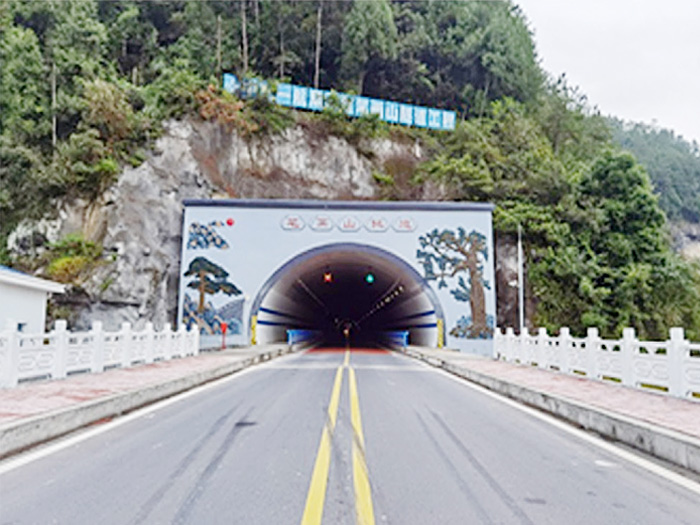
[430,364,700,497]
[301,365,344,525]
[349,367,376,525]
[344,350,350,368]
[0,352,298,476]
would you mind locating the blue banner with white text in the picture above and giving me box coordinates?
[223,74,457,131]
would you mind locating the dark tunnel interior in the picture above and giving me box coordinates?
[253,244,440,348]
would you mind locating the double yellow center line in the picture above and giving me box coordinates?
[301,351,375,525]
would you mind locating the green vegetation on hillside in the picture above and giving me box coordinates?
[609,119,700,223]
[1,0,699,339]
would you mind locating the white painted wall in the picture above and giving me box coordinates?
[0,282,49,333]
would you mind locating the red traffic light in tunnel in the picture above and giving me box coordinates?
[323,271,333,283]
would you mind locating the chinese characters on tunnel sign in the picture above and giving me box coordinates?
[281,215,416,233]
[339,216,361,232]
[311,215,333,231]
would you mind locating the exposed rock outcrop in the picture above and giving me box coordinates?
[9,119,430,330]
[670,221,700,260]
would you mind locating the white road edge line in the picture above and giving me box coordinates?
[419,359,700,497]
[0,351,298,476]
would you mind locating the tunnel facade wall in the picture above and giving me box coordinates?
[178,199,496,356]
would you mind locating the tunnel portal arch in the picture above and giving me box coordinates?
[250,242,445,347]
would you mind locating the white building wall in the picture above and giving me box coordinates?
[0,282,49,333]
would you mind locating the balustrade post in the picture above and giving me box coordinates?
[53,320,68,380]
[493,328,501,359]
[524,329,532,365]
[163,323,172,360]
[585,327,600,380]
[176,324,186,357]
[120,322,132,367]
[621,327,636,388]
[559,327,571,374]
[537,327,548,368]
[3,320,19,387]
[192,324,200,355]
[668,327,686,398]
[504,327,515,362]
[91,321,105,373]
[519,328,527,363]
[143,322,154,364]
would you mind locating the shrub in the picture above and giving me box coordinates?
[42,234,105,284]
[196,86,258,136]
[47,255,91,283]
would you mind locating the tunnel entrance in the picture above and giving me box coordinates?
[251,243,443,347]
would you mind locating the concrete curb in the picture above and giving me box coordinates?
[403,347,700,475]
[0,345,292,459]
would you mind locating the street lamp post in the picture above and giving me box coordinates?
[517,224,525,334]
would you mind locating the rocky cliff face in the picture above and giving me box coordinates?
[670,221,700,260]
[9,119,434,330]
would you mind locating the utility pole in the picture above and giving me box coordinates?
[216,14,222,83]
[241,0,248,75]
[51,61,57,149]
[314,0,323,89]
[277,14,284,79]
[517,223,525,334]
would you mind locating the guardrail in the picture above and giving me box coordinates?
[495,326,700,401]
[0,320,199,388]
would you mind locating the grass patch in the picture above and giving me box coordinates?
[47,255,91,283]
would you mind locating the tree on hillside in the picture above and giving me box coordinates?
[609,119,700,223]
[0,25,48,143]
[365,2,542,113]
[185,256,242,313]
[102,2,157,84]
[417,228,491,338]
[419,98,569,206]
[10,0,108,144]
[531,151,698,338]
[536,76,611,161]
[340,0,397,94]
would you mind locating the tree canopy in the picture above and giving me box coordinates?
[609,119,700,223]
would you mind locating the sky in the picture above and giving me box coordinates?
[515,0,700,145]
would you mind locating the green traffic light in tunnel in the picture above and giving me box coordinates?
[365,272,375,284]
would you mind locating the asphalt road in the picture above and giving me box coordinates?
[1,349,699,524]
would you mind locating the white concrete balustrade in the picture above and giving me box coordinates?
[495,326,700,400]
[0,320,200,388]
